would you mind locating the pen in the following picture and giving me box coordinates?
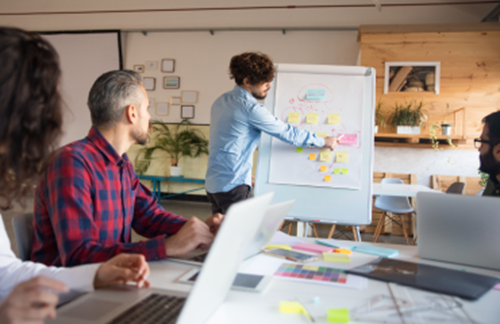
[337,134,345,141]
[315,239,339,249]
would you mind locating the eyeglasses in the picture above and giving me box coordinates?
[474,138,495,148]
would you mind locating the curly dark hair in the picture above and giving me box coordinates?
[0,27,63,210]
[483,110,500,144]
[229,52,275,86]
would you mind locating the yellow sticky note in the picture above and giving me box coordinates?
[316,132,327,138]
[288,112,301,124]
[266,244,291,251]
[280,301,304,314]
[306,113,319,124]
[319,150,333,162]
[309,154,316,160]
[336,151,349,163]
[296,147,303,153]
[328,113,340,124]
[323,252,351,263]
[320,165,327,172]
[333,168,341,174]
[324,175,332,182]
[334,248,352,255]
[342,168,349,175]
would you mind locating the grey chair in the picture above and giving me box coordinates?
[446,182,465,194]
[373,178,414,245]
[476,188,485,196]
[12,212,34,261]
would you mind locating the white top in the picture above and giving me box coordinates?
[0,215,98,300]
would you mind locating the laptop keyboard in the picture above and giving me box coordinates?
[108,294,186,324]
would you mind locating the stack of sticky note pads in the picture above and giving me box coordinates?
[323,248,351,263]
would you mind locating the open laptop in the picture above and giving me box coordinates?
[171,199,295,265]
[417,192,500,271]
[48,192,274,324]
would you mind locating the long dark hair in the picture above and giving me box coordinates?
[0,27,63,210]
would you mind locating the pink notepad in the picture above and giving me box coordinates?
[292,243,334,253]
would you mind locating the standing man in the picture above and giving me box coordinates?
[205,52,339,214]
[477,111,500,196]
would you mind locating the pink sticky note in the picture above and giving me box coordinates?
[339,134,357,145]
[292,243,334,253]
[494,283,500,290]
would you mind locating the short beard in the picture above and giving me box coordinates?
[479,147,500,177]
[251,90,267,100]
[132,127,148,145]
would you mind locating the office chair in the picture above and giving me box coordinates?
[373,178,414,245]
[476,188,485,196]
[12,212,34,261]
[445,182,465,194]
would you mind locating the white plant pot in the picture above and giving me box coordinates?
[374,125,378,134]
[412,126,421,135]
[441,124,452,136]
[397,126,413,134]
[169,166,182,177]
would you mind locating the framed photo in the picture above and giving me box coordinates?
[181,105,195,119]
[156,102,169,116]
[133,65,145,73]
[163,76,180,89]
[170,96,181,105]
[161,59,175,73]
[143,77,156,91]
[181,90,198,104]
[145,61,158,70]
[384,61,441,94]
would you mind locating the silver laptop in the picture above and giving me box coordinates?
[172,199,295,265]
[49,192,274,324]
[417,192,500,270]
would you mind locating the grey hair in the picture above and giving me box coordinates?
[87,70,144,128]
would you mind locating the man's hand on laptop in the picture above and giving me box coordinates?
[205,213,224,234]
[94,254,151,289]
[165,217,214,256]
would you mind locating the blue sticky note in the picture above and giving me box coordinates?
[306,89,326,101]
[352,245,399,258]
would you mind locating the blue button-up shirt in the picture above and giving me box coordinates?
[205,85,325,193]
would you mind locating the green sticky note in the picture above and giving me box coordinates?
[341,168,348,175]
[328,308,350,323]
[333,168,341,174]
[296,147,303,153]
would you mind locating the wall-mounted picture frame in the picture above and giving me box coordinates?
[384,61,441,94]
[146,61,158,70]
[181,105,195,119]
[161,59,175,73]
[170,96,181,105]
[143,77,156,91]
[133,65,145,73]
[181,90,198,104]
[156,102,169,116]
[163,76,180,89]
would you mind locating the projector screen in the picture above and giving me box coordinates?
[43,32,121,146]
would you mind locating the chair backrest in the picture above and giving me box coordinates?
[475,188,485,196]
[12,212,34,261]
[445,182,465,194]
[374,178,414,213]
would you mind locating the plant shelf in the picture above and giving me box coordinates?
[374,132,470,149]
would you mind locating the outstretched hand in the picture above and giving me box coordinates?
[322,136,340,151]
[94,254,150,289]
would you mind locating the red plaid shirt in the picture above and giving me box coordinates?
[32,128,187,266]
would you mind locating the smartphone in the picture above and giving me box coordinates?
[263,248,319,263]
[178,269,272,292]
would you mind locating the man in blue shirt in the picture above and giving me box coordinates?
[205,52,339,214]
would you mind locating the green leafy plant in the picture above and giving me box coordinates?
[389,100,427,127]
[134,119,209,175]
[430,124,441,150]
[478,169,489,187]
[375,102,386,127]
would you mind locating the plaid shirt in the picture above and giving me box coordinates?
[32,128,187,267]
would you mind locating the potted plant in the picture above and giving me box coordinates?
[134,119,209,177]
[389,100,426,134]
[441,121,452,136]
[375,102,386,134]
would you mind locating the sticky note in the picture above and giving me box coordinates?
[320,165,327,172]
[342,168,349,175]
[333,168,341,174]
[323,252,351,263]
[319,150,333,162]
[306,113,319,124]
[494,283,500,291]
[309,154,316,160]
[316,132,327,138]
[288,112,301,124]
[296,147,303,153]
[324,175,331,182]
[336,151,349,163]
[339,134,357,145]
[328,113,340,124]
[292,243,334,253]
[266,244,291,251]
[306,89,326,101]
[328,308,350,323]
[280,301,304,314]
[334,248,352,255]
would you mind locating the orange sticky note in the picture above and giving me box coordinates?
[306,113,319,124]
[336,151,349,163]
[320,165,327,172]
[288,112,301,124]
[334,248,352,255]
[324,175,332,182]
[309,154,316,160]
[328,113,340,124]
[316,132,327,138]
[319,150,333,162]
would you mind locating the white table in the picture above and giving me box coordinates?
[372,183,441,197]
[148,241,500,324]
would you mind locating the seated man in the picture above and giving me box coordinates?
[477,111,500,196]
[32,70,222,266]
